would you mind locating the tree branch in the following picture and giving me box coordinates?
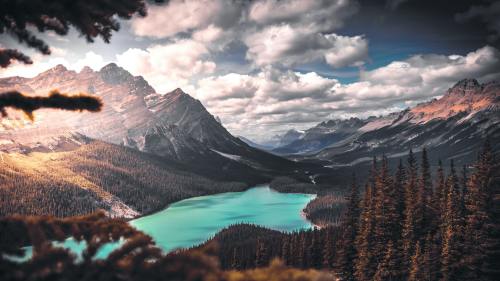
[0,90,103,120]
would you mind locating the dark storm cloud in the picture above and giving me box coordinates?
[350,0,500,52]
[385,0,409,10]
[456,1,500,42]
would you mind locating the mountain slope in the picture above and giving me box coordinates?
[283,79,499,169]
[0,64,315,184]
[142,87,309,174]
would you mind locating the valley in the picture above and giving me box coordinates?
[1,65,498,222]
[12,186,317,261]
[0,64,330,219]
[0,140,247,217]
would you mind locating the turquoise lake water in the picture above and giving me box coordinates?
[14,186,316,259]
[131,186,316,252]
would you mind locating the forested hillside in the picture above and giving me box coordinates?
[303,194,347,227]
[0,141,245,218]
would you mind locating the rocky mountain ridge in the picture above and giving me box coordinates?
[0,64,314,184]
[268,79,499,168]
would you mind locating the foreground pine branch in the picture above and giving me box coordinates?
[0,211,334,281]
[0,90,103,119]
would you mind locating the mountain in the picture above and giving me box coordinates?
[281,79,500,169]
[242,129,305,150]
[277,129,306,147]
[272,118,366,155]
[0,64,316,184]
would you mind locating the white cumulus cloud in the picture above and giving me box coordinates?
[192,46,500,139]
[244,25,368,68]
[116,39,216,93]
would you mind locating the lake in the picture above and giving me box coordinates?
[131,186,316,252]
[12,186,316,260]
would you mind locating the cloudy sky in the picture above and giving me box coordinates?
[1,0,500,141]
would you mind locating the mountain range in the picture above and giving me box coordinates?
[0,64,318,185]
[257,78,499,170]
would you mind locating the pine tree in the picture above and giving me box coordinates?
[336,173,360,280]
[281,236,290,265]
[462,141,497,280]
[354,157,378,281]
[434,160,447,225]
[402,149,418,277]
[418,148,434,237]
[308,229,322,268]
[394,159,406,230]
[290,234,299,267]
[483,160,500,281]
[231,247,240,269]
[354,183,376,281]
[421,232,439,281]
[391,159,407,279]
[255,238,268,267]
[373,156,398,266]
[298,232,307,268]
[408,241,423,281]
[373,241,401,281]
[440,161,465,281]
[322,227,335,268]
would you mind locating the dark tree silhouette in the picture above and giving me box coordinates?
[336,173,359,280]
[0,90,102,119]
[0,0,148,67]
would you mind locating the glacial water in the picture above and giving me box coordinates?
[13,186,316,260]
[131,186,316,252]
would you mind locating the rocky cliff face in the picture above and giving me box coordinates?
[0,64,235,152]
[409,79,499,123]
[144,88,242,152]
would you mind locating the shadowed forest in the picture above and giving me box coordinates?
[1,143,498,281]
[198,144,499,281]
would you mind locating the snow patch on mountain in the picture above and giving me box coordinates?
[211,149,242,161]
